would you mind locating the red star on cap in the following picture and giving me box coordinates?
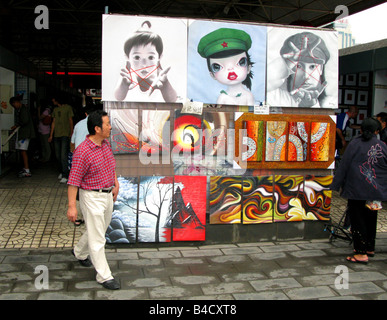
[221,41,228,48]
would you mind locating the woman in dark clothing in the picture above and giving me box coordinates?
[331,118,387,264]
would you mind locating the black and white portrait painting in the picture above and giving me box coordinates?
[266,27,338,109]
[102,15,187,103]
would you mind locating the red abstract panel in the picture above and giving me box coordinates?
[311,122,330,161]
[172,176,207,241]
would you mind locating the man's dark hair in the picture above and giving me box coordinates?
[377,112,387,124]
[87,110,108,135]
[361,117,380,141]
[9,96,21,106]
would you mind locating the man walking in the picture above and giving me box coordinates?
[67,110,120,290]
[10,96,36,177]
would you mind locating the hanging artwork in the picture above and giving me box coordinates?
[202,112,233,157]
[234,114,336,169]
[169,176,206,241]
[310,122,330,161]
[106,176,138,243]
[265,121,287,161]
[242,121,264,162]
[141,110,170,154]
[187,19,266,106]
[173,110,203,155]
[301,175,332,221]
[109,107,139,154]
[138,176,173,243]
[273,175,305,222]
[242,176,274,224]
[266,26,338,108]
[209,176,242,224]
[288,122,310,161]
[102,15,187,103]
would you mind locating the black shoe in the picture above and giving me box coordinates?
[100,278,120,290]
[71,249,93,267]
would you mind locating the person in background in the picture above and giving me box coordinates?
[70,106,93,152]
[10,96,36,177]
[331,118,387,264]
[37,100,52,163]
[335,106,361,157]
[69,106,93,227]
[49,95,74,183]
[67,110,120,290]
[376,112,387,144]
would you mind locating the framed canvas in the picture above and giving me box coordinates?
[344,89,356,105]
[345,74,356,86]
[358,72,369,87]
[357,91,368,106]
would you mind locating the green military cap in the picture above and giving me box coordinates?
[197,28,252,58]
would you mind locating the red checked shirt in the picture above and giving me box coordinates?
[68,136,116,190]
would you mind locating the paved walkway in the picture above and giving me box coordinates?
[0,163,387,300]
[1,237,387,300]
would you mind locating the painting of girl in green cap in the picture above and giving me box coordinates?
[188,21,266,107]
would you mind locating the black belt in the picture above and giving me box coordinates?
[90,188,113,193]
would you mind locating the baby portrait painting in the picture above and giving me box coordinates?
[102,15,187,103]
[187,20,267,107]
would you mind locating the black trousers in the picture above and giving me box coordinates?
[347,199,378,254]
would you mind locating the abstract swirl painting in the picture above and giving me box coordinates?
[273,175,305,222]
[242,176,274,224]
[209,176,242,224]
[301,175,332,221]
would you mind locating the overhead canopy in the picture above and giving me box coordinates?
[0,0,384,74]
